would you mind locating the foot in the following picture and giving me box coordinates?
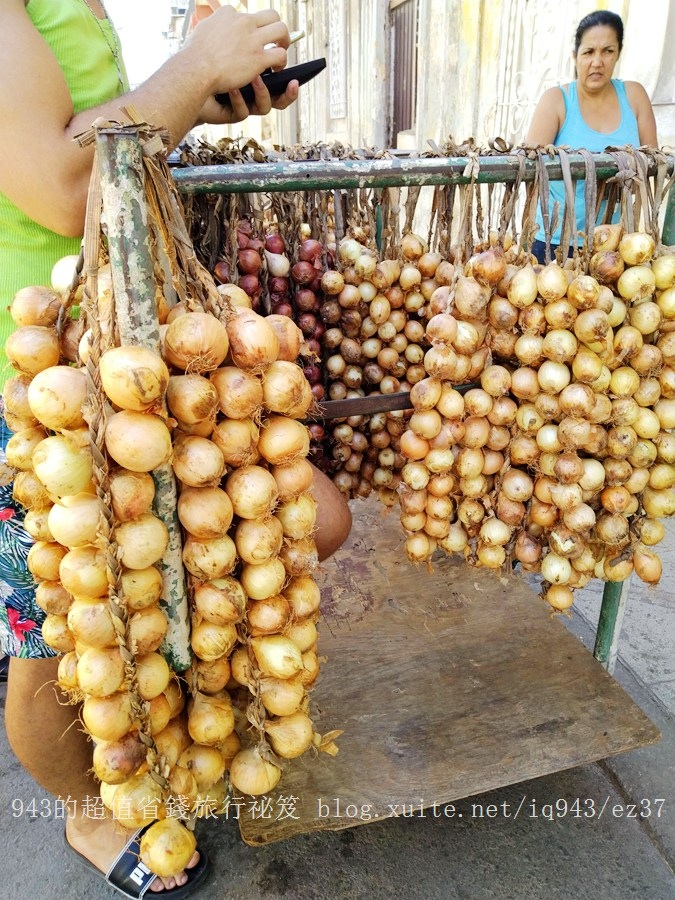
[66,812,200,893]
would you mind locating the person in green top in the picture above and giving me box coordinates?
[0,2,351,897]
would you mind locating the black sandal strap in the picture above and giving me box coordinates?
[106,824,156,899]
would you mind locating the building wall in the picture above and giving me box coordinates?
[182,0,674,152]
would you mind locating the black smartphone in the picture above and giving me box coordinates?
[215,58,327,107]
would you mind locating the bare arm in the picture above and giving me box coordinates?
[525,86,566,145]
[625,81,658,147]
[0,1,293,238]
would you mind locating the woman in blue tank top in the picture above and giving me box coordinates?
[526,10,657,263]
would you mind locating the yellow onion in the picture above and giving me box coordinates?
[226,309,279,372]
[189,656,232,694]
[193,577,246,626]
[60,547,108,599]
[83,693,134,743]
[188,692,235,746]
[545,584,574,612]
[35,580,72,616]
[47,493,102,548]
[27,541,67,582]
[183,533,237,580]
[632,545,662,584]
[76,647,125,697]
[172,435,225,488]
[128,607,168,656]
[5,325,60,376]
[264,711,314,759]
[112,772,165,830]
[32,434,93,497]
[139,819,197,880]
[229,746,281,796]
[120,566,163,611]
[262,361,312,417]
[27,366,87,430]
[234,516,284,564]
[178,486,233,539]
[5,425,47,471]
[540,552,572,585]
[251,634,303,678]
[240,558,287,601]
[260,675,305,717]
[283,574,321,618]
[271,459,315,502]
[11,285,62,327]
[191,621,238,662]
[99,346,169,411]
[163,312,229,372]
[258,416,310,466]
[166,373,218,424]
[210,418,259,469]
[115,514,169,570]
[619,231,655,266]
[210,366,263,420]
[178,744,226,791]
[104,411,172,472]
[109,469,155,522]
[225,465,278,519]
[92,732,147,785]
[41,614,75,653]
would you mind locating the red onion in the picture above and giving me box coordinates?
[237,226,251,249]
[303,364,322,383]
[291,262,316,285]
[299,239,323,263]
[272,302,293,318]
[304,338,321,356]
[238,248,262,275]
[311,383,325,401]
[268,277,289,295]
[265,233,285,255]
[309,276,323,294]
[238,274,260,297]
[247,238,264,252]
[213,260,230,284]
[309,423,325,441]
[297,312,317,336]
[313,320,325,341]
[295,289,317,312]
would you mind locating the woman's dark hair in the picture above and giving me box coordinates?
[574,11,624,54]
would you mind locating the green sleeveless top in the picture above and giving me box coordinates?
[0,0,129,390]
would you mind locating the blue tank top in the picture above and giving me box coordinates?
[535,79,639,246]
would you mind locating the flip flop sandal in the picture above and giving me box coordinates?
[63,824,210,899]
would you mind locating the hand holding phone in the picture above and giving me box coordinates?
[215,58,326,108]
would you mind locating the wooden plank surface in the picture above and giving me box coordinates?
[239,499,660,845]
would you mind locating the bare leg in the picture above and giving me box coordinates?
[311,463,352,560]
[5,657,197,892]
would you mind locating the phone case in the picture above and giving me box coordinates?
[216,58,327,107]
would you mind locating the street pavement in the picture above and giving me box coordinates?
[1,517,673,900]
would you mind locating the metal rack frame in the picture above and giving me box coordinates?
[170,148,675,673]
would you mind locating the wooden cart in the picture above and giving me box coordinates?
[95,129,672,844]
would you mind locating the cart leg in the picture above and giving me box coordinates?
[593,577,631,673]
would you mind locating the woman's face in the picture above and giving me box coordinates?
[574,24,621,90]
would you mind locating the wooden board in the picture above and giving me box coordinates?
[239,499,660,845]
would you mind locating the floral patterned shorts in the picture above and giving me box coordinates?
[0,403,56,658]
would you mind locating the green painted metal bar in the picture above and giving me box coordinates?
[593,579,630,671]
[171,153,674,196]
[662,178,675,245]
